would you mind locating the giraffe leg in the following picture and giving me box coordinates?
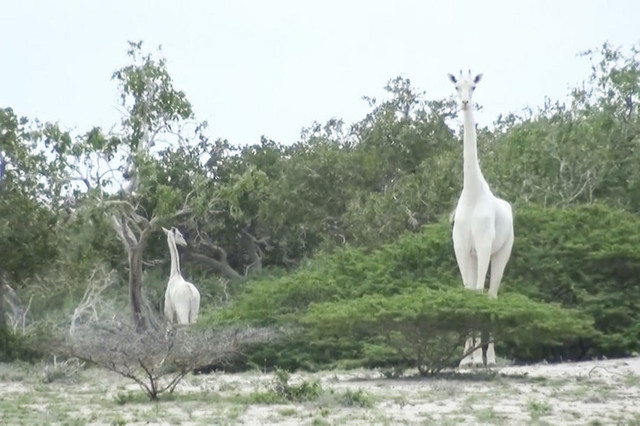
[189,287,200,324]
[459,336,476,368]
[471,239,493,367]
[485,341,496,367]
[164,297,174,323]
[487,233,514,298]
[485,230,514,366]
[453,243,475,289]
[175,303,190,325]
[457,253,480,368]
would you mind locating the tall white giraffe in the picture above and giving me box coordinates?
[449,71,514,367]
[163,226,200,325]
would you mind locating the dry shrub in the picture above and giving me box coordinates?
[61,271,279,399]
[67,317,277,399]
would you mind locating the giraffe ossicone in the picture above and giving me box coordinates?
[449,70,514,367]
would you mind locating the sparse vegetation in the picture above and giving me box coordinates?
[249,368,323,403]
[39,356,84,384]
[2,360,636,424]
[338,388,374,408]
[528,399,553,420]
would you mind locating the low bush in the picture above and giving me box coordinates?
[206,204,640,370]
[0,326,38,362]
[303,288,593,374]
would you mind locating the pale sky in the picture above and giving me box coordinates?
[1,1,638,145]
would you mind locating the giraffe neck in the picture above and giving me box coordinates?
[462,106,486,192]
[167,235,181,279]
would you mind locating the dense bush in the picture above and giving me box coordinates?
[207,204,640,370]
[211,220,458,325]
[0,326,38,362]
[303,289,592,374]
[507,204,640,357]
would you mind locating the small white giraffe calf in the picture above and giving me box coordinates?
[163,226,200,325]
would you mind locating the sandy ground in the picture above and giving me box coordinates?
[1,357,640,425]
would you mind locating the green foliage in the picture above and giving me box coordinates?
[338,389,374,408]
[0,194,60,281]
[211,203,640,370]
[0,108,65,282]
[528,399,552,420]
[303,288,592,374]
[483,43,640,211]
[215,220,457,325]
[508,204,640,357]
[112,41,194,151]
[0,327,38,362]
[250,369,323,403]
[4,40,640,368]
[57,210,123,281]
[270,368,323,402]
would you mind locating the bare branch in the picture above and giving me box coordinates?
[185,250,242,281]
[64,306,280,399]
[70,266,116,336]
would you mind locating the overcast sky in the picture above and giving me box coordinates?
[1,1,638,145]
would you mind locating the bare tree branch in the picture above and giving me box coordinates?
[64,305,280,399]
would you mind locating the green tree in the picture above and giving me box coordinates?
[482,42,640,211]
[0,109,69,282]
[65,42,203,331]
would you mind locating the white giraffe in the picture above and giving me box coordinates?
[163,226,200,324]
[449,71,514,367]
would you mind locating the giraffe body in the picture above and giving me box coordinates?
[163,227,200,325]
[449,71,514,367]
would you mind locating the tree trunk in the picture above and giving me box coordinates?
[0,283,6,332]
[0,155,6,330]
[241,230,263,275]
[111,214,154,333]
[128,249,147,332]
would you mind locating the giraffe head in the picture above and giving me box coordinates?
[163,226,187,246]
[448,70,483,111]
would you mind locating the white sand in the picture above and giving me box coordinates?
[1,357,639,424]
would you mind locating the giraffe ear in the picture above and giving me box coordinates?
[448,73,457,83]
[474,73,483,84]
[162,227,170,235]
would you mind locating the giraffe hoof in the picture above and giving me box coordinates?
[458,359,478,369]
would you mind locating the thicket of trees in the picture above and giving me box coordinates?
[1,41,639,372]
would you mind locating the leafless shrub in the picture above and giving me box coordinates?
[70,266,116,336]
[40,355,85,383]
[62,306,279,400]
[2,283,32,334]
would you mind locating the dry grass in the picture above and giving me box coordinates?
[1,357,640,425]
